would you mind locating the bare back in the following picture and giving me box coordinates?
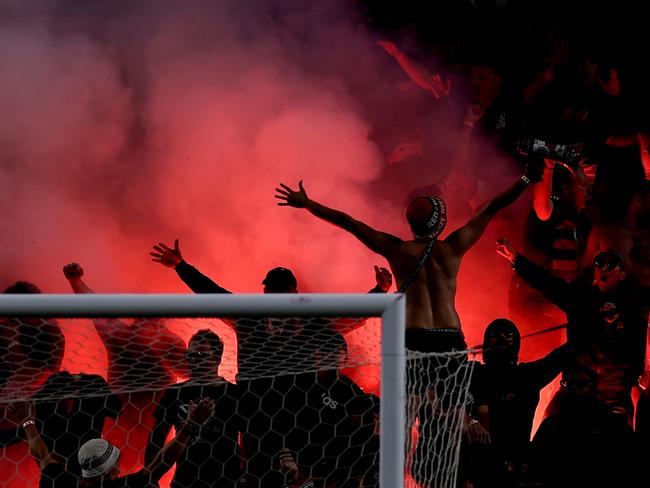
[387,239,462,330]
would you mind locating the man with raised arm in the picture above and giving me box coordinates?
[275,172,539,485]
[274,170,539,353]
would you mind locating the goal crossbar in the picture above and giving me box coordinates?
[0,293,406,488]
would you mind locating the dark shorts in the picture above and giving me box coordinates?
[405,328,467,353]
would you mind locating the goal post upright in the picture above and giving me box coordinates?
[0,292,406,487]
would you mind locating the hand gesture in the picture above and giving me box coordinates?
[63,263,84,281]
[275,181,309,208]
[429,73,452,99]
[376,39,401,58]
[496,238,517,265]
[374,265,393,292]
[599,68,620,97]
[465,103,485,124]
[7,401,34,425]
[150,240,183,269]
[278,448,299,481]
[187,398,215,426]
[386,142,424,165]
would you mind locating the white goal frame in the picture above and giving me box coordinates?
[0,293,406,487]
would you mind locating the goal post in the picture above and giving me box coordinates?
[0,293,406,487]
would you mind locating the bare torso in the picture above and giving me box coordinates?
[387,239,462,330]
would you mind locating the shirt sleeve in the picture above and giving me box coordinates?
[513,254,575,311]
[175,261,232,294]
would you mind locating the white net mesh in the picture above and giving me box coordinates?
[405,351,475,488]
[0,306,473,488]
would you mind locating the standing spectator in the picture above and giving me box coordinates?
[146,329,241,488]
[471,318,572,487]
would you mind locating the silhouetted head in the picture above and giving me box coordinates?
[187,329,223,379]
[483,318,520,366]
[406,196,447,240]
[3,281,41,294]
[593,250,625,293]
[2,281,64,371]
[262,267,298,293]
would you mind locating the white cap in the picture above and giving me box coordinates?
[78,439,120,478]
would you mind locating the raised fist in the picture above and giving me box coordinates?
[63,263,84,280]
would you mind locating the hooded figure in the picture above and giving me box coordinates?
[482,318,521,367]
[473,319,572,485]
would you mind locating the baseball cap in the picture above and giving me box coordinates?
[78,439,120,478]
[262,267,297,290]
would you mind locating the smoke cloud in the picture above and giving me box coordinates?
[0,1,560,485]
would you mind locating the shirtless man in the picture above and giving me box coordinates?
[275,173,537,484]
[274,171,538,352]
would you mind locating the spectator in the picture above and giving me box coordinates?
[0,371,121,476]
[470,318,573,487]
[146,329,241,488]
[498,242,648,425]
[0,282,65,398]
[531,365,636,488]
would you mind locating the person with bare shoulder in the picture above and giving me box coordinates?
[274,164,541,354]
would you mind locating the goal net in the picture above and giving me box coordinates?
[0,294,473,488]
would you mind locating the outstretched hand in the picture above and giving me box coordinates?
[63,263,84,281]
[496,238,517,265]
[429,73,452,99]
[374,265,393,292]
[275,181,309,208]
[187,398,215,426]
[150,239,183,268]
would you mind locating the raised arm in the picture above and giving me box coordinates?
[335,265,393,333]
[63,263,94,294]
[63,263,125,346]
[151,239,232,294]
[445,167,539,256]
[8,401,57,471]
[497,238,574,310]
[144,398,215,483]
[275,181,402,257]
[532,160,557,221]
[377,40,451,99]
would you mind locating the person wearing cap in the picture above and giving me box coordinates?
[497,240,649,425]
[149,239,392,379]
